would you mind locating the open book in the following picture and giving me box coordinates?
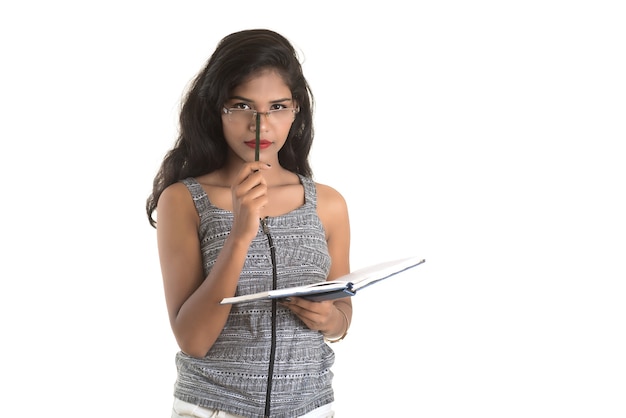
[220,256,425,305]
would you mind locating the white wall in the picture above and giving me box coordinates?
[1,1,624,416]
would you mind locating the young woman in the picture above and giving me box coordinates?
[146,29,351,418]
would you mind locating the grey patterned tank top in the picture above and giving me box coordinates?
[173,174,335,418]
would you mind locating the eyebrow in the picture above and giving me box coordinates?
[228,95,293,104]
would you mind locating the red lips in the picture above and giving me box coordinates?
[245,140,272,149]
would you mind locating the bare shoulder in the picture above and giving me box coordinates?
[159,181,192,207]
[315,182,348,213]
[315,182,350,237]
[315,182,350,278]
[157,181,198,226]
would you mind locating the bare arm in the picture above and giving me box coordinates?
[156,163,271,357]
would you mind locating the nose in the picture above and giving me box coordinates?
[250,112,269,132]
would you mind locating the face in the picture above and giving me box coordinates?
[221,69,298,165]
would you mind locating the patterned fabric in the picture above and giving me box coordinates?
[171,398,334,418]
[173,175,334,418]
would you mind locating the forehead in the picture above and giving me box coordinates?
[231,69,291,98]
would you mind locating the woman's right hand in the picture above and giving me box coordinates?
[230,162,271,242]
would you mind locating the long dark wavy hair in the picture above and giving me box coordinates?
[146,29,315,228]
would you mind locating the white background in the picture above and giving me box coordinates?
[1,1,625,417]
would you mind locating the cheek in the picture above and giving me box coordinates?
[278,122,295,140]
[222,118,243,141]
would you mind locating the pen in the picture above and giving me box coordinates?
[255,112,260,161]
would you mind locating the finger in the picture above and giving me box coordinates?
[233,172,267,203]
[236,162,271,182]
[234,168,269,198]
[242,181,268,205]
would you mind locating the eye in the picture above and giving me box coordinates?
[269,103,288,111]
[231,102,252,110]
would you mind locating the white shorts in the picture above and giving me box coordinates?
[171,398,335,418]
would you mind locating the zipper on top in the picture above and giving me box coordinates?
[261,217,278,418]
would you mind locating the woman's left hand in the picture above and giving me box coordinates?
[280,297,337,334]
